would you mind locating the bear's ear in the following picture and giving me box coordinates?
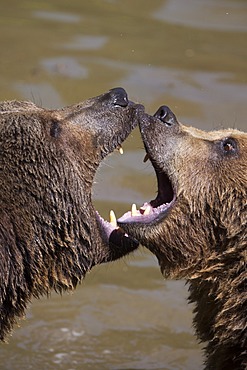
[50,119,62,138]
[218,137,239,157]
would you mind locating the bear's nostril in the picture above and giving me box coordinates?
[109,87,129,107]
[154,105,177,127]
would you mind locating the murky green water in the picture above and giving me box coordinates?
[0,1,246,369]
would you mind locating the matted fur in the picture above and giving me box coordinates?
[119,107,247,370]
[0,88,141,341]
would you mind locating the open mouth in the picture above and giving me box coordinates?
[92,88,143,249]
[95,140,139,248]
[118,153,176,225]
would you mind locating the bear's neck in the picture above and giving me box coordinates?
[188,243,246,370]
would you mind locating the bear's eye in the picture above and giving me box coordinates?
[220,137,238,155]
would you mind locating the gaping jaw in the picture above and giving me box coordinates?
[118,153,176,226]
[90,88,143,251]
[117,105,179,231]
[95,175,140,253]
[96,102,179,254]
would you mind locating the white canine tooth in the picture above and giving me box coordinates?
[131,203,138,216]
[110,210,117,228]
[144,205,152,215]
[119,146,124,155]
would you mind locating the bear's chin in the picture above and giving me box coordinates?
[95,211,138,249]
[93,151,140,250]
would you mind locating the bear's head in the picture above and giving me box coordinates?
[118,106,247,279]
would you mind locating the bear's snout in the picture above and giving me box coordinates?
[154,105,179,128]
[108,87,129,107]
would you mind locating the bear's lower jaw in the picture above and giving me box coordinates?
[117,199,174,226]
[117,167,176,225]
[95,211,139,255]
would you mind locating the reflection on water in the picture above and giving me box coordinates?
[154,0,247,31]
[41,57,88,78]
[0,0,246,369]
[63,35,108,50]
[33,10,81,24]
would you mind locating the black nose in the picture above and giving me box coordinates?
[154,106,178,127]
[109,87,129,107]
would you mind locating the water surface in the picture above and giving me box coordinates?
[0,1,246,369]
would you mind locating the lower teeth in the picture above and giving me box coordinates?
[131,203,138,216]
[109,210,117,228]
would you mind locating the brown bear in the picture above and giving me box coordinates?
[118,106,247,370]
[0,87,142,341]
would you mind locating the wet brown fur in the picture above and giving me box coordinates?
[120,108,247,369]
[0,89,141,341]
